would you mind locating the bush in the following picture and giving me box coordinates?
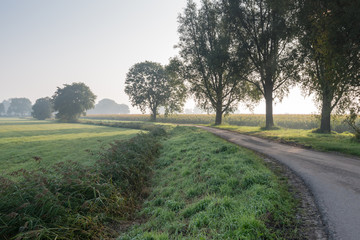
[344,108,360,141]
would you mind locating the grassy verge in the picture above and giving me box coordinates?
[0,124,165,239]
[120,127,301,239]
[0,119,141,176]
[215,125,360,157]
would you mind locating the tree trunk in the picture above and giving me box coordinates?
[215,102,223,125]
[150,107,157,122]
[265,89,274,129]
[319,93,332,133]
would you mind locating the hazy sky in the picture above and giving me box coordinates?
[0,0,317,114]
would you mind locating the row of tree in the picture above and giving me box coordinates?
[0,98,32,117]
[1,83,130,121]
[124,0,359,133]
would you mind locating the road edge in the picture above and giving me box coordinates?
[197,126,329,240]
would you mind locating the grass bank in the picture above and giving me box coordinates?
[120,127,301,239]
[216,125,360,157]
[0,119,140,176]
[0,122,165,239]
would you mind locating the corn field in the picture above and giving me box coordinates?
[84,114,359,133]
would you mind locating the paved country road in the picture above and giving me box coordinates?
[198,126,360,240]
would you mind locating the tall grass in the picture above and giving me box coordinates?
[0,127,166,239]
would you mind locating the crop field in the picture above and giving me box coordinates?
[84,113,359,133]
[0,118,141,176]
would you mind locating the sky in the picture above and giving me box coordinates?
[0,0,318,114]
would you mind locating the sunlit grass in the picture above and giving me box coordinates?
[0,118,141,176]
[120,127,301,239]
[216,125,360,157]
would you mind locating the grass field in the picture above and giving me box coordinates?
[0,119,161,239]
[120,127,301,239]
[215,125,360,157]
[0,118,141,176]
[1,119,307,238]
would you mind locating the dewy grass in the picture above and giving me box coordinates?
[0,123,165,240]
[119,127,301,239]
[216,125,360,157]
[0,119,141,176]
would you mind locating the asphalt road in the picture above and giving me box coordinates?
[198,126,360,240]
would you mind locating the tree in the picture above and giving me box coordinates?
[52,82,96,122]
[224,0,299,128]
[0,103,5,116]
[164,58,188,116]
[32,97,53,120]
[87,98,130,114]
[7,98,32,117]
[298,0,360,133]
[1,100,10,115]
[177,0,258,125]
[125,61,186,121]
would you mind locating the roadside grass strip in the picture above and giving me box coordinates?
[120,127,300,239]
[216,125,360,157]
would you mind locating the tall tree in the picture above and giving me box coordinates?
[178,0,258,125]
[0,103,5,116]
[125,61,186,121]
[224,0,299,128]
[7,98,32,117]
[52,82,96,122]
[298,0,360,133]
[1,100,10,114]
[32,97,53,120]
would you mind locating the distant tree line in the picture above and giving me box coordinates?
[125,0,359,133]
[1,83,130,122]
[0,98,32,117]
[87,98,130,115]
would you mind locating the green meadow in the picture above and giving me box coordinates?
[0,118,141,176]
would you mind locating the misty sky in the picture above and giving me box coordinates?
[0,0,317,114]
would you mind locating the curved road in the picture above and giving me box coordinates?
[198,126,360,240]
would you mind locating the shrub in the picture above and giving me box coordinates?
[344,108,360,141]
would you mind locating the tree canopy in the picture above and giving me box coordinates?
[52,82,96,122]
[7,98,32,117]
[125,61,186,121]
[177,0,258,125]
[32,97,53,120]
[87,98,130,114]
[224,0,299,128]
[298,0,360,132]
